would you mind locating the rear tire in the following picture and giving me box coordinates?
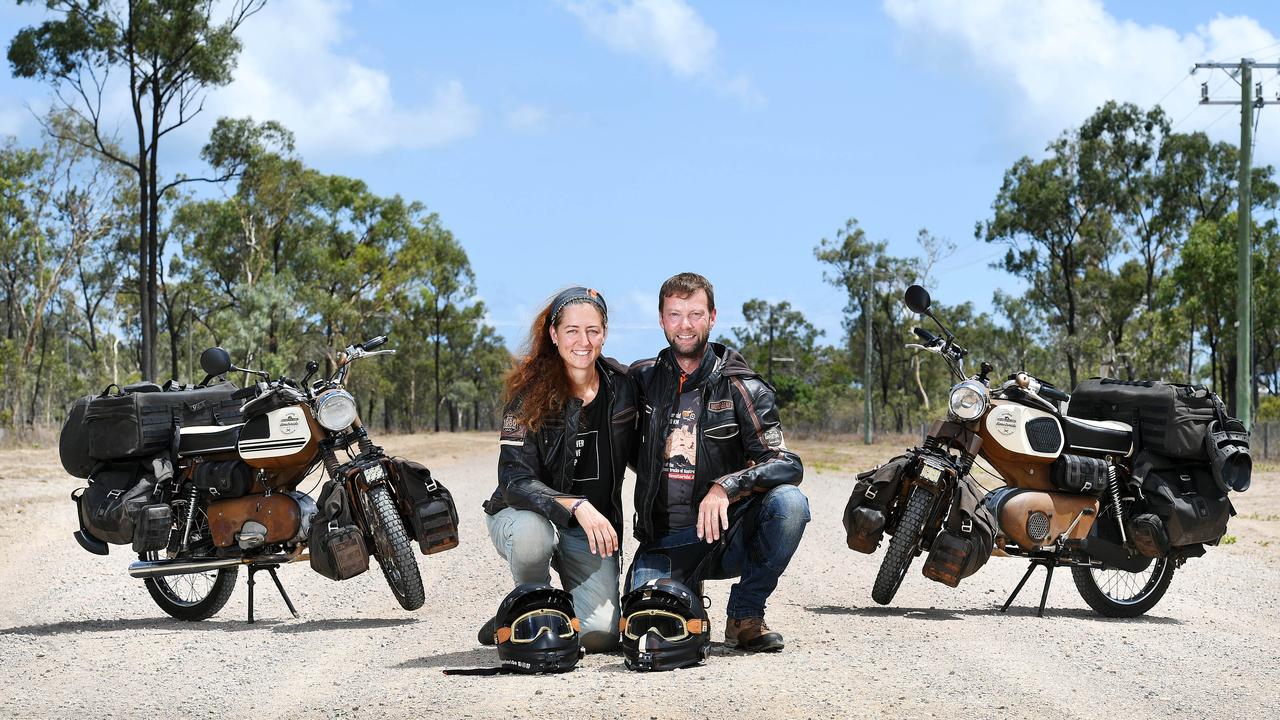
[1071,556,1174,618]
[142,557,239,622]
[364,485,425,611]
[871,487,931,606]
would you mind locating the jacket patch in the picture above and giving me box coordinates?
[764,427,785,449]
[501,413,526,442]
[708,399,734,412]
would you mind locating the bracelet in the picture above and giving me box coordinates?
[569,498,587,516]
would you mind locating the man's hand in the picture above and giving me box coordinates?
[571,500,618,556]
[697,483,730,543]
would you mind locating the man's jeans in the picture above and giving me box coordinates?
[628,484,810,620]
[486,507,620,651]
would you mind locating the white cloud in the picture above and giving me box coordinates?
[0,107,25,137]
[506,104,550,132]
[562,0,764,108]
[210,0,479,155]
[885,0,1280,158]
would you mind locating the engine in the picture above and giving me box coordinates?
[207,491,318,549]
[984,487,1098,551]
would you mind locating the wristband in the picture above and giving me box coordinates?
[570,498,587,516]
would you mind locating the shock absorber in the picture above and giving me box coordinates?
[1107,458,1127,544]
[179,484,199,551]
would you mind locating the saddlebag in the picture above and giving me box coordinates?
[1067,379,1220,459]
[132,504,174,553]
[59,394,97,479]
[843,455,911,553]
[390,457,460,555]
[193,459,255,498]
[82,382,244,461]
[922,475,996,587]
[75,464,154,545]
[309,481,369,581]
[1133,452,1233,548]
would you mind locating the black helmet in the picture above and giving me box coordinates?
[494,583,583,674]
[620,578,711,672]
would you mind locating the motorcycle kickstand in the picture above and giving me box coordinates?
[246,565,300,623]
[1000,559,1056,617]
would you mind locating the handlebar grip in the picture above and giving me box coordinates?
[231,386,258,400]
[913,327,938,343]
[362,335,388,350]
[1041,385,1069,403]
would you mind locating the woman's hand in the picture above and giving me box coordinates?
[567,500,618,557]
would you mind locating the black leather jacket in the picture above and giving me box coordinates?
[629,343,803,543]
[483,357,639,534]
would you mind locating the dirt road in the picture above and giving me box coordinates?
[1,434,1277,720]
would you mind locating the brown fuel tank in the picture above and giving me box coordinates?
[995,490,1098,551]
[979,400,1064,491]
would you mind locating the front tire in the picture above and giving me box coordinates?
[364,485,425,611]
[1071,556,1174,618]
[872,486,931,606]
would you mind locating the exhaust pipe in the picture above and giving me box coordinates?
[128,554,295,579]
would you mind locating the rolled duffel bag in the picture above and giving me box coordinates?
[1133,452,1232,548]
[84,381,243,460]
[843,455,911,553]
[76,464,153,545]
[389,457,460,555]
[922,475,996,587]
[59,394,97,478]
[1067,379,1219,459]
[309,481,369,581]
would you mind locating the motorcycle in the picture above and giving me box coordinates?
[67,335,457,622]
[847,285,1243,617]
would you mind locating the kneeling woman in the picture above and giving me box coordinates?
[482,287,637,651]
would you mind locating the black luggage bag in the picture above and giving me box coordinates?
[390,457,460,555]
[1067,379,1219,459]
[843,455,911,553]
[308,481,369,581]
[1132,452,1233,550]
[59,394,96,478]
[922,475,996,587]
[73,463,154,545]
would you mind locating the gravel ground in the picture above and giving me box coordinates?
[0,433,1277,720]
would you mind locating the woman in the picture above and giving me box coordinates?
[481,286,637,652]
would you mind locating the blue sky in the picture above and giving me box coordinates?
[4,1,1280,363]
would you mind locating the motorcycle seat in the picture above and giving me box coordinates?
[1062,416,1133,458]
[178,423,244,457]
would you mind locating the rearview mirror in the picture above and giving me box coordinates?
[199,347,232,377]
[904,285,932,315]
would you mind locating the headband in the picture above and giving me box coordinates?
[549,286,607,326]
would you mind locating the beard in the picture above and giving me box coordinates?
[665,327,710,363]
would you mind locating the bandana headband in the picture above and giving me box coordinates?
[549,286,607,326]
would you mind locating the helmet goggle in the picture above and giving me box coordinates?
[497,608,580,644]
[621,609,705,642]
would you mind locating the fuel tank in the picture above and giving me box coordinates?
[986,487,1098,551]
[238,404,321,470]
[978,400,1064,491]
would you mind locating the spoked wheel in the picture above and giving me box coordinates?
[1071,556,1175,618]
[142,501,237,621]
[871,486,932,606]
[363,485,425,611]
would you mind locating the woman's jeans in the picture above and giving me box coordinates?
[486,507,620,651]
[627,484,810,620]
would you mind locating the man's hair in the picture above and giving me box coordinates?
[659,272,715,313]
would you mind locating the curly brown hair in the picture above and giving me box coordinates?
[504,292,607,431]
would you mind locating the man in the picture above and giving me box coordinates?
[628,272,808,652]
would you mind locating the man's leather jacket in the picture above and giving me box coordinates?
[629,343,803,543]
[483,357,638,534]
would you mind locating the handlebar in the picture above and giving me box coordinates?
[1040,385,1069,403]
[231,386,258,400]
[912,327,939,344]
[361,335,388,350]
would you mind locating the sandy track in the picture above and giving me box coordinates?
[0,434,1277,720]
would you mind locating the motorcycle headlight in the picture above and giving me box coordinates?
[314,389,358,431]
[948,380,989,421]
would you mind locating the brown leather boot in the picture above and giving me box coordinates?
[725,617,784,652]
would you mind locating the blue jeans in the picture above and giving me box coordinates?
[628,484,810,620]
[486,507,621,652]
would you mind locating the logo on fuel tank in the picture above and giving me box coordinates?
[994,409,1017,435]
[279,411,301,435]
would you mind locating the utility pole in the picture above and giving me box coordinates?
[767,305,775,386]
[864,269,874,445]
[1194,57,1280,430]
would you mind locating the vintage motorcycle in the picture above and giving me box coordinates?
[64,335,458,622]
[843,285,1246,617]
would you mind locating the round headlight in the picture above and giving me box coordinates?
[315,389,358,431]
[948,380,989,421]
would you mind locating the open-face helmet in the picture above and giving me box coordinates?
[494,583,583,674]
[620,578,711,672]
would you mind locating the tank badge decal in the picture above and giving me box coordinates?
[994,409,1017,435]
[279,411,301,435]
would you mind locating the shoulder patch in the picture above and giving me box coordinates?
[500,413,526,443]
[708,399,734,412]
[763,427,785,449]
